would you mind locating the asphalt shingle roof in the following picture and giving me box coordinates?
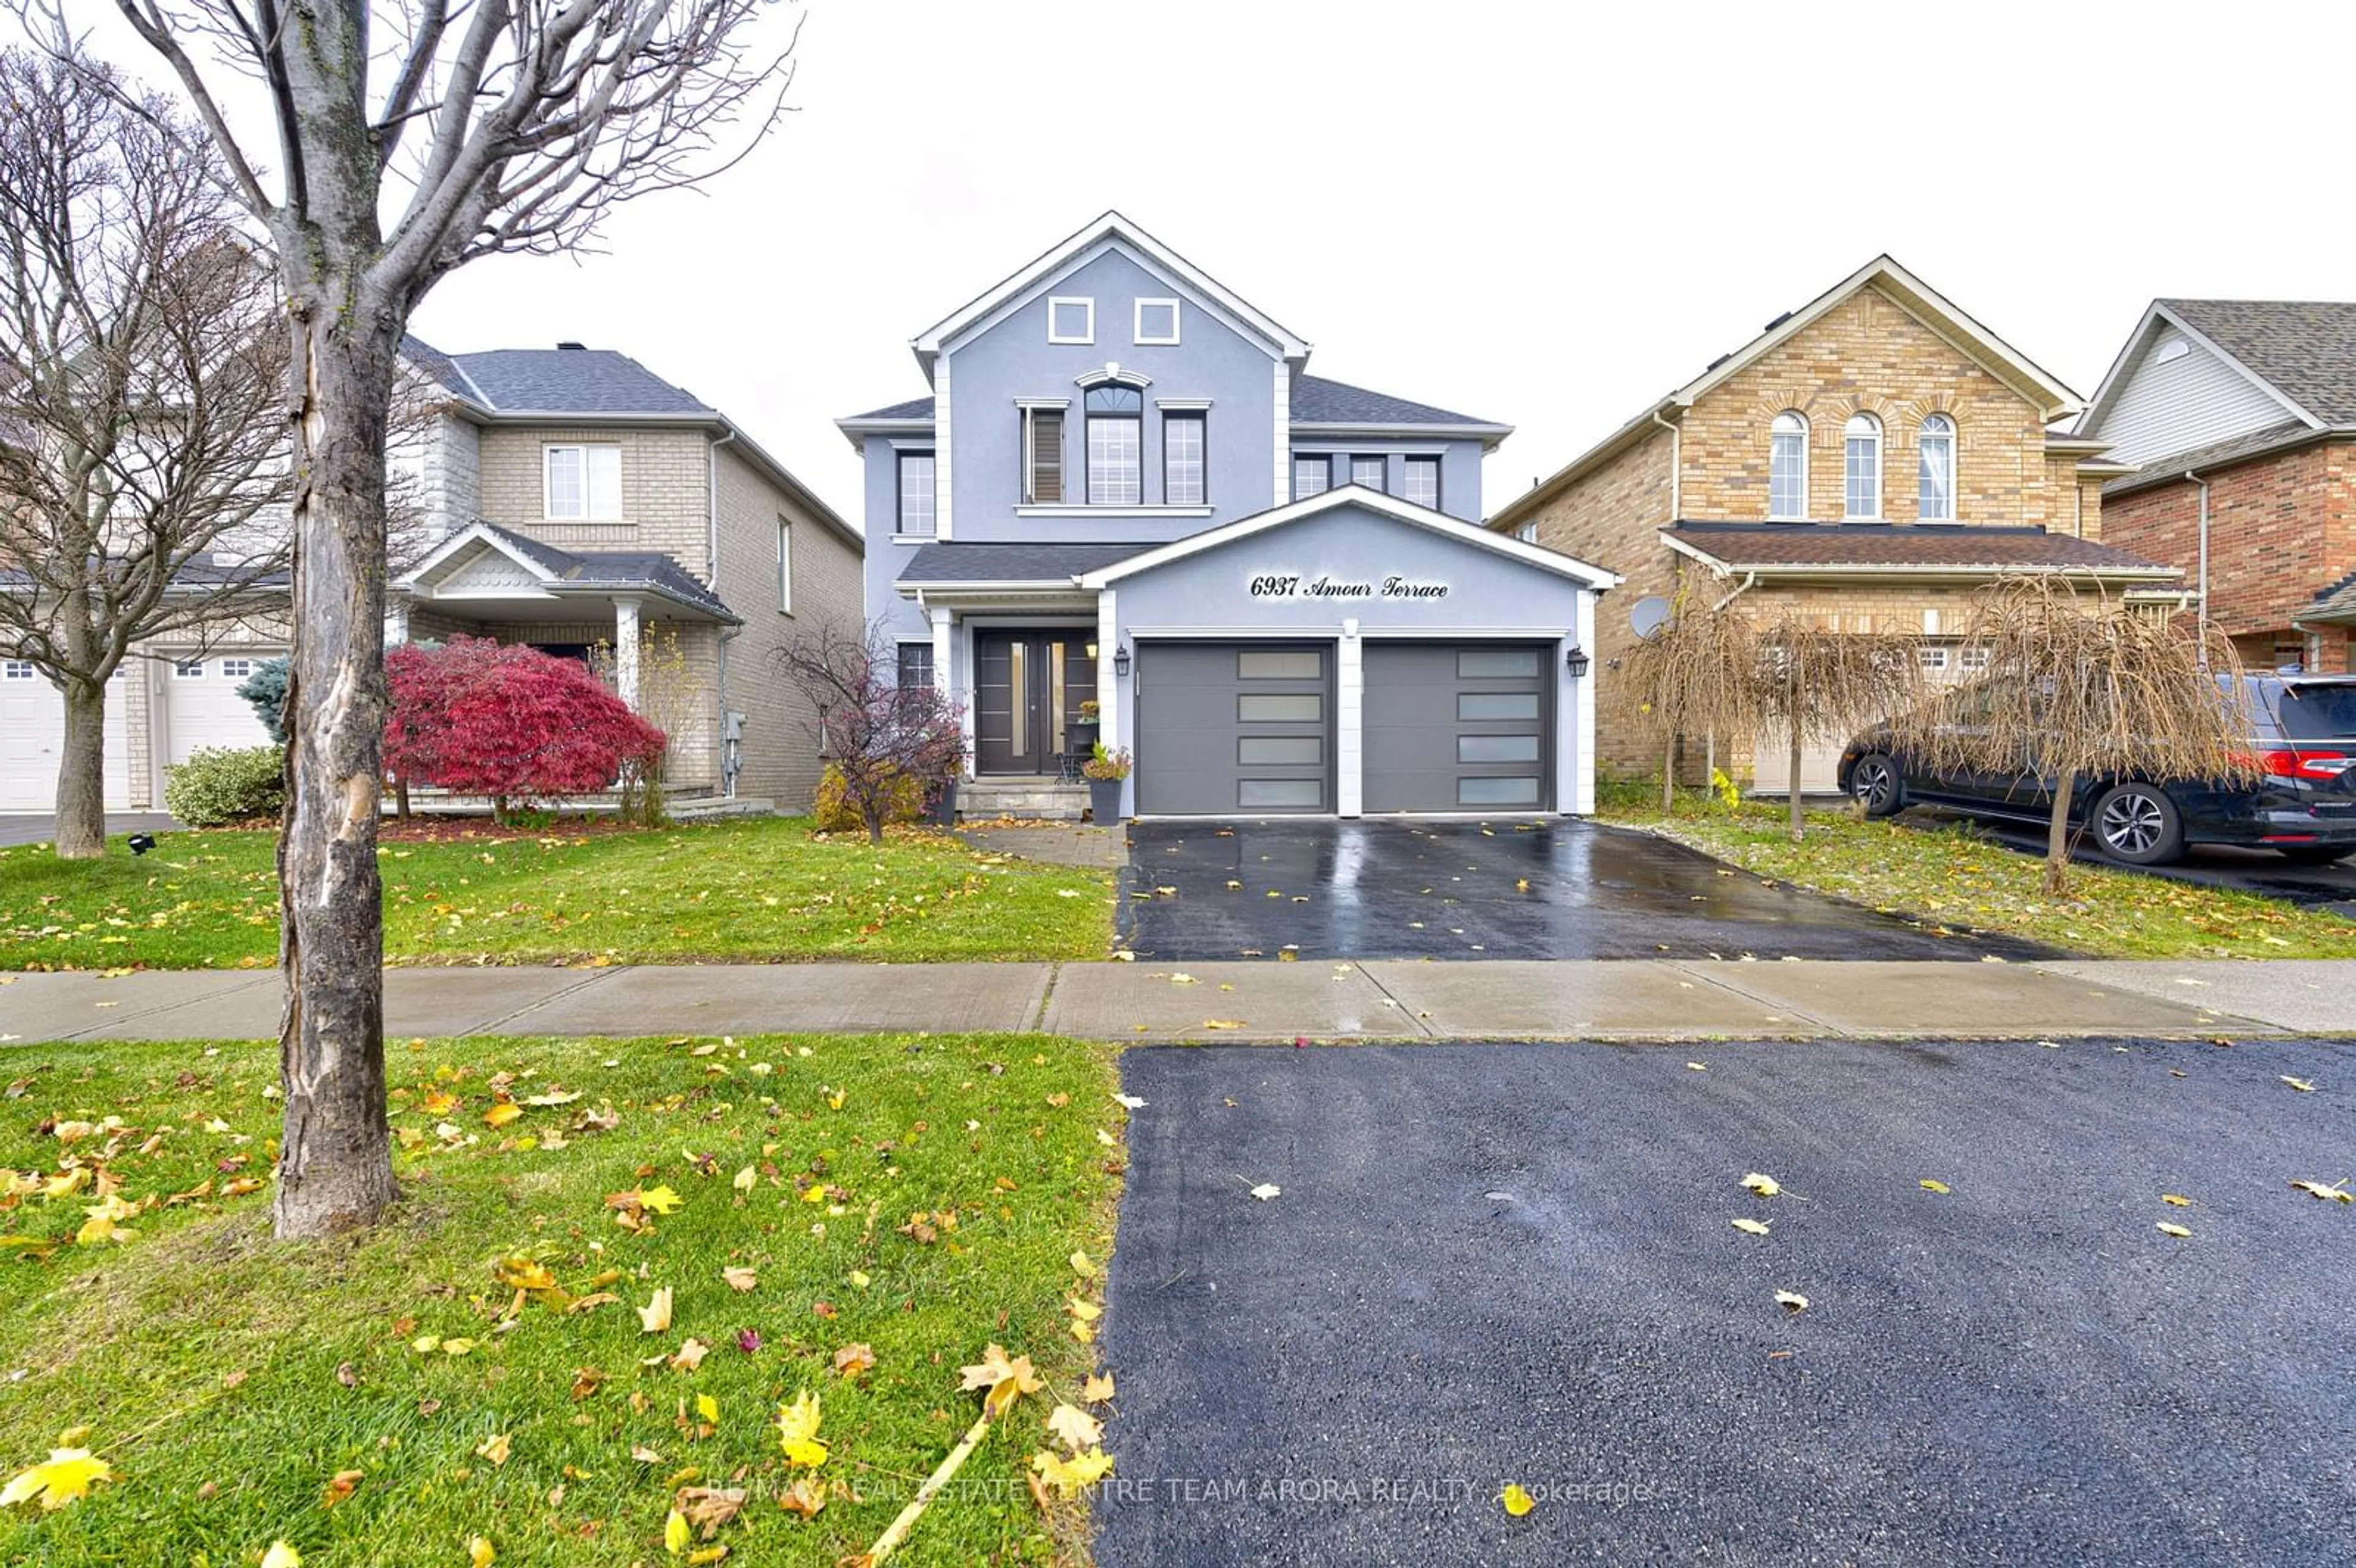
[469,523,736,619]
[2162,299,2356,426]
[402,337,710,415]
[2300,568,2356,625]
[1667,522,2177,576]
[1288,375,1501,428]
[845,396,937,421]
[899,542,1145,583]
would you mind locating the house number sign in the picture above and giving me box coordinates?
[1247,574,1450,601]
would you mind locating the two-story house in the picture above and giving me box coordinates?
[2073,300,2356,675]
[386,341,863,809]
[837,212,1617,820]
[1487,256,2180,794]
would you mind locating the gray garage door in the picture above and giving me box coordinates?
[1363,642,1553,812]
[1136,642,1331,815]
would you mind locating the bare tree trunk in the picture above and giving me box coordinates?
[1785,659,1804,842]
[271,314,399,1239]
[2044,773,2076,897]
[1661,732,1677,815]
[53,676,107,859]
[1787,726,1804,842]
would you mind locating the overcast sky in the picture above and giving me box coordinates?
[59,1,2356,528]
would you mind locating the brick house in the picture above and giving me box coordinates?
[2072,300,2356,675]
[386,341,863,810]
[1485,256,2179,792]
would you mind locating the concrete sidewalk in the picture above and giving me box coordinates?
[4,957,2343,1044]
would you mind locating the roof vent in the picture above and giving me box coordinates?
[556,341,587,351]
[1763,310,1793,331]
[1704,352,1734,372]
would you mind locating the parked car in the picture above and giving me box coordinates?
[1837,674,2356,866]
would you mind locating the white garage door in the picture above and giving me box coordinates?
[162,651,281,766]
[0,661,131,812]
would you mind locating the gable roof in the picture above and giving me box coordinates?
[1489,255,2085,531]
[396,521,740,622]
[2155,300,2356,426]
[1076,485,1618,591]
[1663,522,2177,580]
[907,210,1312,377]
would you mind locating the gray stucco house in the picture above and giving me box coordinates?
[837,212,1616,819]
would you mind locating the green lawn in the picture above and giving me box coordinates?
[1604,794,2356,960]
[0,1031,1122,1566]
[0,818,1114,970]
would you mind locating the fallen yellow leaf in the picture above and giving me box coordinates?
[2281,1076,2318,1093]
[2161,1194,2193,1207]
[1030,1445,1114,1494]
[958,1343,1042,1418]
[1047,1402,1103,1451]
[2157,1222,2192,1238]
[1,1448,112,1511]
[664,1508,691,1555]
[2289,1180,2354,1203]
[483,1102,523,1128]
[468,1537,495,1567]
[475,1432,511,1467]
[721,1266,757,1293]
[1081,1372,1115,1404]
[1730,1218,1770,1236]
[1919,1179,1950,1194]
[639,1287,674,1334]
[261,1542,302,1568]
[1774,1291,1810,1313]
[1500,1482,1536,1517]
[1741,1173,1781,1197]
[777,1390,828,1467]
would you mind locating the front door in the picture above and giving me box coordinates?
[974,630,1098,775]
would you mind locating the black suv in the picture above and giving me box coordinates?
[1837,674,2356,866]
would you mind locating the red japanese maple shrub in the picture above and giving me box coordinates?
[384,636,666,823]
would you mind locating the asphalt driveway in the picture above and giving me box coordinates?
[1098,1037,2356,1567]
[1902,809,2356,918]
[1118,818,2053,961]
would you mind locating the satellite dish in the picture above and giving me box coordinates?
[1629,595,1673,640]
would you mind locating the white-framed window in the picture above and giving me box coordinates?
[220,658,254,680]
[1404,456,1442,511]
[2,660,34,679]
[1084,385,1142,505]
[1350,455,1387,493]
[1513,521,1538,544]
[1919,414,1956,521]
[545,444,622,520]
[1020,405,1066,503]
[1958,646,1990,673]
[1769,411,1809,520]
[1047,296,1095,345]
[1133,298,1180,345]
[1917,645,1950,671]
[1293,454,1331,501]
[777,518,793,614]
[1843,413,1882,520]
[896,642,935,690]
[1163,411,1206,506]
[896,451,936,536]
[175,659,204,678]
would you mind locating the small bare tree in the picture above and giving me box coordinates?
[25,0,797,1236]
[1622,587,1762,813]
[0,47,289,861]
[777,621,964,845]
[1893,576,2252,894]
[1754,612,1924,841]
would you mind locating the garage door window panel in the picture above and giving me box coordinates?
[1459,734,1540,764]
[1239,736,1322,765]
[1239,693,1320,722]
[1460,776,1541,806]
[1238,650,1321,680]
[1239,778,1322,809]
[1458,648,1540,679]
[1459,691,1539,721]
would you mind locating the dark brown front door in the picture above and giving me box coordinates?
[974,630,1098,775]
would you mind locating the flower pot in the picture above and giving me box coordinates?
[926,777,958,828]
[1088,778,1126,825]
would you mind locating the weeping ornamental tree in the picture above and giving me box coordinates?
[1753,610,1923,842]
[0,47,290,862]
[31,0,797,1236]
[1892,576,2254,895]
[776,621,965,845]
[1621,588,1761,813]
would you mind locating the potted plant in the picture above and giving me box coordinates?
[1081,741,1131,825]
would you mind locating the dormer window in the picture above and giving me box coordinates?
[1084,384,1143,505]
[1048,296,1095,345]
[1134,298,1180,345]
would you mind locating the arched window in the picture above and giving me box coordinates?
[1769,412,1808,520]
[1843,413,1882,520]
[1919,414,1955,521]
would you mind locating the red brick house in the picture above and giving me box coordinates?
[2074,301,2356,674]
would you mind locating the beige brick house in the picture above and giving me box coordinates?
[1487,256,2181,792]
[2072,300,2356,675]
[390,341,862,809]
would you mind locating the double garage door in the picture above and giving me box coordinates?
[1134,640,1553,816]
[0,651,280,812]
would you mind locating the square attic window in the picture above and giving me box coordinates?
[1048,296,1094,345]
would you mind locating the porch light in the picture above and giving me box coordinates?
[1113,645,1131,678]
[1565,645,1591,678]
[1085,642,1099,660]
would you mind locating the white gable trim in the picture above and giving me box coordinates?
[396,521,559,593]
[2076,301,2324,438]
[912,212,1312,369]
[1077,485,1621,591]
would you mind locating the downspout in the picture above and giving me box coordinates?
[2185,469,2209,661]
[710,426,741,794]
[1651,408,1682,522]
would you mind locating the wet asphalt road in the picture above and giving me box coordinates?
[1098,1036,2356,1568]
[1117,818,2055,963]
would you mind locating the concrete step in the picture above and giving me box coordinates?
[667,796,775,820]
[958,777,1090,822]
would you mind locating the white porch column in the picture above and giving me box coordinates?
[1095,590,1120,802]
[1569,590,1598,815]
[614,596,642,709]
[930,604,966,777]
[1335,618,1363,818]
[387,601,410,645]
